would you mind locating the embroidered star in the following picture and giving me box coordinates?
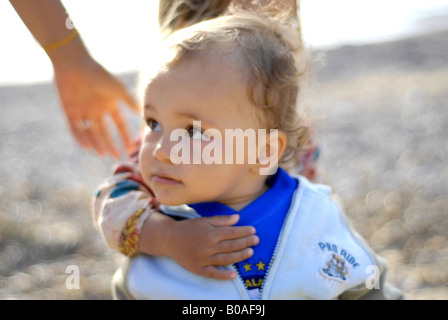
[243,262,252,272]
[256,259,266,271]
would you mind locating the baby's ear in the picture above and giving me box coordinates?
[254,130,287,176]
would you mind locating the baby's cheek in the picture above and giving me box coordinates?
[138,148,153,184]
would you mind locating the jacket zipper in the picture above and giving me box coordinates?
[163,204,294,300]
[228,202,295,300]
[257,186,298,300]
[230,264,251,300]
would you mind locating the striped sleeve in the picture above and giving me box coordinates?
[92,141,158,256]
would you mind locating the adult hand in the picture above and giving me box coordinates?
[53,58,140,158]
[10,0,140,158]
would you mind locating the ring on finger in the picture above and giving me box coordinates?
[79,119,92,131]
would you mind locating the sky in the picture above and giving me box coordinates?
[1,0,448,85]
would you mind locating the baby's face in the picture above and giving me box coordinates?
[139,56,268,208]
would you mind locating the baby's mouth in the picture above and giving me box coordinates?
[150,172,182,185]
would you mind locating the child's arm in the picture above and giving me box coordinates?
[139,211,257,280]
[93,142,258,280]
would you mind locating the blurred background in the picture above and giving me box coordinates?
[0,0,447,299]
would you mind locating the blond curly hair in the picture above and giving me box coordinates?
[159,6,309,162]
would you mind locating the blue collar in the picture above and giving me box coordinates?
[189,168,298,291]
[189,168,297,228]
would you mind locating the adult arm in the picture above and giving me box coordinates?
[10,0,140,158]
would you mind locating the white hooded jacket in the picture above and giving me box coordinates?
[113,175,403,300]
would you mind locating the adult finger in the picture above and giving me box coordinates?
[110,108,134,153]
[67,115,92,150]
[96,115,120,158]
[84,117,108,156]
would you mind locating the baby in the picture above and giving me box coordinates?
[94,8,403,300]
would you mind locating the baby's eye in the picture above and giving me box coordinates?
[146,118,161,132]
[187,126,209,140]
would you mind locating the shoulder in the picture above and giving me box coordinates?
[289,174,373,257]
[284,175,379,290]
[289,174,340,224]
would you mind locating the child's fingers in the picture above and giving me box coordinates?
[200,266,238,280]
[218,225,257,242]
[218,235,259,253]
[210,248,254,267]
[207,215,257,240]
[208,214,241,227]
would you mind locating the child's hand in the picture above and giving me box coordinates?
[165,214,259,280]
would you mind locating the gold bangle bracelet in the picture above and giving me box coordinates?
[42,28,79,53]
